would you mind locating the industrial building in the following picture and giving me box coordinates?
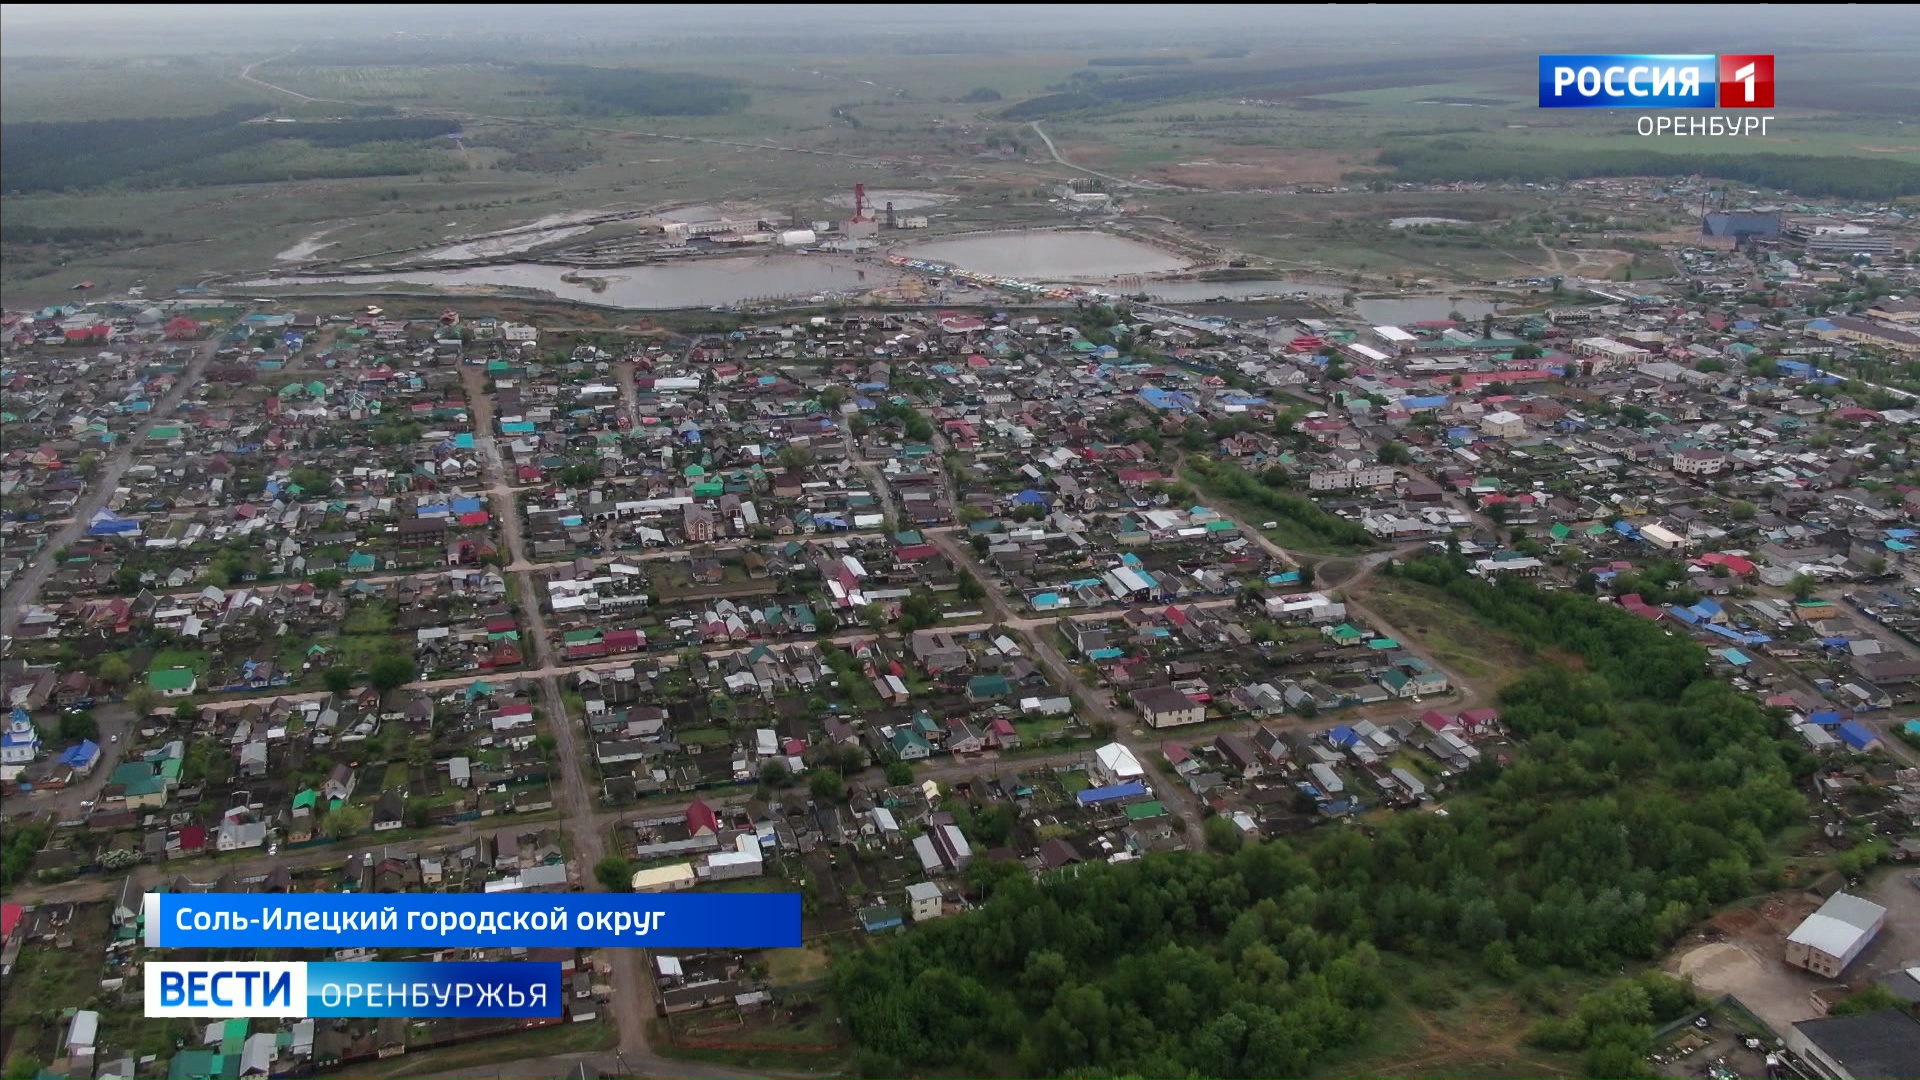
[1785,892,1887,978]
[1788,1008,1920,1080]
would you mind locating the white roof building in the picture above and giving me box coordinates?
[1093,742,1144,784]
[1787,892,1887,978]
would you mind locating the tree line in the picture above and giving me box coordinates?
[0,107,460,194]
[1184,457,1375,550]
[836,553,1808,1077]
[1371,143,1920,202]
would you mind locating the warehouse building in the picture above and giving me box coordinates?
[1785,892,1887,978]
[1788,1008,1920,1080]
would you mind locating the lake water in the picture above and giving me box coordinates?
[900,232,1191,280]
[1147,279,1348,303]
[1388,216,1471,228]
[241,255,901,309]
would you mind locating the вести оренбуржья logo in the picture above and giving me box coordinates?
[1538,54,1774,108]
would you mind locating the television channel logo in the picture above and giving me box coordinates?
[1538,55,1773,108]
[1717,54,1775,108]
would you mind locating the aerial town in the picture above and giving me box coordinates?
[7,5,1920,1080]
[7,188,1920,1078]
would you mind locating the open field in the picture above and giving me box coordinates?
[1356,575,1534,690]
[0,57,283,122]
[1308,958,1586,1080]
[6,21,1920,309]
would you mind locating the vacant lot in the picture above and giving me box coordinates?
[1356,575,1532,690]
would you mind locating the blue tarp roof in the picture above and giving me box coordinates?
[60,740,99,768]
[1712,618,1766,641]
[1837,720,1879,750]
[1614,521,1639,537]
[1138,387,1196,412]
[1703,622,1770,645]
[1326,725,1359,748]
[1078,781,1148,805]
[1809,710,1844,727]
[1403,395,1448,409]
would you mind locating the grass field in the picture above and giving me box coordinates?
[1355,575,1532,690]
[6,28,1920,309]
[766,942,833,986]
[1308,957,1588,1079]
[0,57,281,122]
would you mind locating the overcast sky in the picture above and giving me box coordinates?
[3,4,1915,52]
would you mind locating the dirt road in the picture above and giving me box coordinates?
[2,338,221,639]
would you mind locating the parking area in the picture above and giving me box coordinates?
[1853,865,1920,982]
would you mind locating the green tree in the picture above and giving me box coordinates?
[322,667,353,695]
[173,700,199,722]
[1203,815,1244,853]
[321,804,369,840]
[369,655,416,692]
[594,856,633,892]
[97,654,132,689]
[288,466,333,494]
[885,761,916,786]
[1827,983,1900,1016]
[310,569,343,591]
[810,769,846,802]
[58,712,99,743]
[1791,574,1819,600]
[127,686,162,718]
[760,759,792,787]
[1377,442,1413,466]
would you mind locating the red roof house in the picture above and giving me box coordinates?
[686,800,720,839]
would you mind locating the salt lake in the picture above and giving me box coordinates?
[899,232,1191,280]
[242,255,899,310]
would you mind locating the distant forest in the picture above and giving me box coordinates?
[1372,143,1920,201]
[523,64,750,117]
[0,107,460,194]
[1088,56,1193,67]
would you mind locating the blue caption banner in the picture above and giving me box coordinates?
[1538,54,1718,108]
[308,962,561,1017]
[145,892,801,949]
[146,961,563,1017]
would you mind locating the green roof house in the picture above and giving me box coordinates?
[148,667,197,697]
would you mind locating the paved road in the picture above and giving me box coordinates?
[1,337,221,640]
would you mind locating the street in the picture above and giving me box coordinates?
[1,337,222,639]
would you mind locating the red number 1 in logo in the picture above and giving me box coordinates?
[1718,54,1775,108]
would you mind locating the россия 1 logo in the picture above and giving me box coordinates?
[1538,54,1774,108]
